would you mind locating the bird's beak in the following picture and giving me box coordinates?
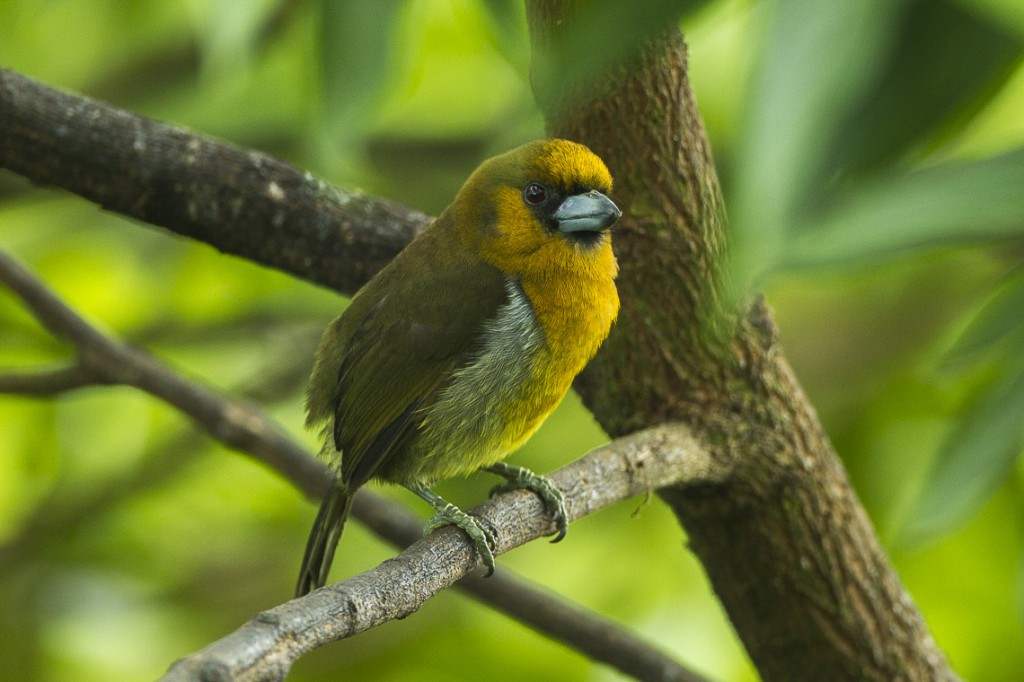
[552,190,621,234]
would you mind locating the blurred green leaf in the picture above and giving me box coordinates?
[822,0,1023,179]
[784,149,1024,269]
[729,0,909,286]
[901,362,1024,545]
[530,0,705,110]
[942,269,1024,368]
[197,0,280,78]
[318,0,405,146]
[478,0,530,75]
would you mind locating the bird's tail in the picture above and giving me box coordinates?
[295,476,353,597]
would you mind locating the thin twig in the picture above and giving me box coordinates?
[0,248,327,492]
[0,364,95,394]
[0,249,717,682]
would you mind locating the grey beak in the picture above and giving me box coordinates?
[553,190,621,234]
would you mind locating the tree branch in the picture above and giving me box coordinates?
[0,364,94,395]
[162,424,714,682]
[0,68,425,296]
[346,488,711,682]
[0,248,714,682]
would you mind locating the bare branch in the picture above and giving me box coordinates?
[162,425,716,682]
[0,247,327,491]
[349,480,714,682]
[455,571,712,682]
[0,248,716,681]
[0,364,94,395]
[0,68,427,296]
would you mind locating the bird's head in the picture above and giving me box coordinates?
[449,139,620,280]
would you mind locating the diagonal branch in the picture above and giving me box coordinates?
[161,424,714,682]
[0,249,718,682]
[0,364,94,394]
[346,484,713,682]
[0,68,424,296]
[0,246,327,491]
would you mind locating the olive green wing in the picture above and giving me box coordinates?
[329,250,507,490]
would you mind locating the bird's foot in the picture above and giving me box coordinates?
[409,485,496,575]
[484,462,568,543]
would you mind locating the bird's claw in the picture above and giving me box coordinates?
[485,463,568,543]
[423,503,496,575]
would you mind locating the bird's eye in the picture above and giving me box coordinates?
[523,182,547,205]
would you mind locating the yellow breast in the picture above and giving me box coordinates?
[501,256,619,447]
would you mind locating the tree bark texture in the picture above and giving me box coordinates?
[0,69,428,294]
[527,3,955,680]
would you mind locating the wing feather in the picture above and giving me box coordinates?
[316,226,507,489]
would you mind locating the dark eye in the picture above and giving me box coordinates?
[523,182,547,205]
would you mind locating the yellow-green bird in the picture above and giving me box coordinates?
[296,139,620,596]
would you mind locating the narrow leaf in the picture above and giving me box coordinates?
[729,0,909,286]
[784,149,1024,269]
[530,0,703,110]
[943,270,1024,368]
[478,0,530,75]
[318,0,405,145]
[822,0,1023,178]
[901,363,1024,545]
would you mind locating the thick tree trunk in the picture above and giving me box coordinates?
[526,3,956,680]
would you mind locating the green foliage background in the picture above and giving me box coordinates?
[1,1,1022,680]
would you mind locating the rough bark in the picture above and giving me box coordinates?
[527,3,955,680]
[0,69,427,294]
